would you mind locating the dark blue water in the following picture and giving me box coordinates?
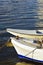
[0,0,43,30]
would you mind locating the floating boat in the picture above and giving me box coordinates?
[7,28,43,39]
[10,37,43,63]
[6,28,43,63]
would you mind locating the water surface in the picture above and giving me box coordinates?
[0,0,43,30]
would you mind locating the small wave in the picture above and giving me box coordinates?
[0,30,6,34]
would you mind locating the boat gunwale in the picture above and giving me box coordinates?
[10,37,43,49]
[7,29,43,36]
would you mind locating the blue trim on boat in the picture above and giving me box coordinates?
[18,54,43,63]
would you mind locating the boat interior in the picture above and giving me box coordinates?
[11,36,43,49]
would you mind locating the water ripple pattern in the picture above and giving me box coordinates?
[0,0,43,30]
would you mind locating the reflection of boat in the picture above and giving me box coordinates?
[10,37,43,63]
[6,28,43,63]
[7,28,43,39]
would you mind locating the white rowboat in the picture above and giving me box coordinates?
[6,28,43,39]
[10,37,43,63]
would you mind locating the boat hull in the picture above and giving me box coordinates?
[18,55,43,63]
[7,28,43,39]
[11,37,43,63]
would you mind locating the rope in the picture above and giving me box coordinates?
[25,47,37,57]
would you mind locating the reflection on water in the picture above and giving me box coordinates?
[35,22,43,27]
[0,40,19,65]
[35,0,43,27]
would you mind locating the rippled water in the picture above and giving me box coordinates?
[0,0,43,30]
